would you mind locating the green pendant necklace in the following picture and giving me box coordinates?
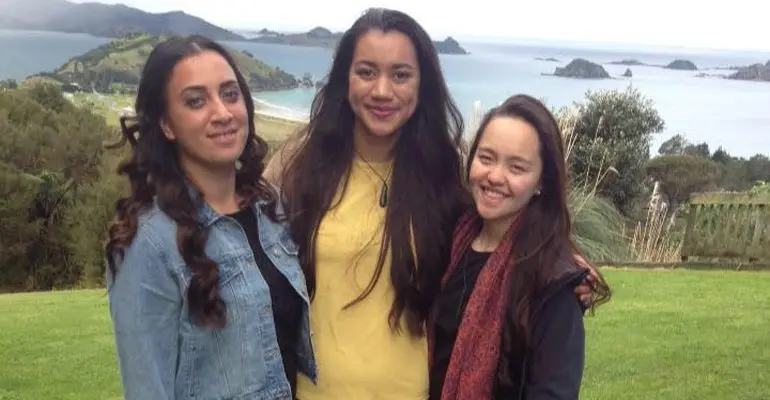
[356,153,393,208]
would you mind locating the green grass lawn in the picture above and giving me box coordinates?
[0,269,768,399]
[0,290,122,400]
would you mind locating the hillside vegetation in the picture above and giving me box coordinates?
[0,0,243,40]
[28,34,300,93]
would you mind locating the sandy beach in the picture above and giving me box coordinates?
[254,98,309,123]
[253,98,308,149]
[255,111,305,145]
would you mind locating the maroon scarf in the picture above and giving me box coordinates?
[428,210,521,400]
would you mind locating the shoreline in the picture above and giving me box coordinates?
[253,98,309,124]
[252,98,307,142]
[255,109,307,123]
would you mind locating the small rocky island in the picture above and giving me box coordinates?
[551,58,610,79]
[433,36,469,55]
[665,59,698,70]
[727,60,770,82]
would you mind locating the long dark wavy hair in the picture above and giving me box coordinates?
[466,94,611,391]
[280,8,469,336]
[105,35,277,330]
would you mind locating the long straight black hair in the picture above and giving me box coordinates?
[280,8,469,335]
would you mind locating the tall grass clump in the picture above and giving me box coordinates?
[569,186,630,262]
[627,182,683,262]
[557,105,629,262]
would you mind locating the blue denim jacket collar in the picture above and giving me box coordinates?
[185,180,279,227]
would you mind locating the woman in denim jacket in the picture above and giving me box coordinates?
[105,35,316,400]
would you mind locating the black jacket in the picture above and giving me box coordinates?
[495,268,588,400]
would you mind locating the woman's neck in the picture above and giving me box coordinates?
[353,122,397,163]
[180,158,239,215]
[472,218,514,252]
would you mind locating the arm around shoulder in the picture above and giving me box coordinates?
[108,225,182,400]
[263,131,305,187]
[524,287,586,400]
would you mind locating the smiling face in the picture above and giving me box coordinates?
[469,116,544,225]
[347,29,420,142]
[161,49,248,173]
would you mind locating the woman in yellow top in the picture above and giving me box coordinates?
[265,8,596,399]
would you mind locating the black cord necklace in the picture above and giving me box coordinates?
[356,152,393,208]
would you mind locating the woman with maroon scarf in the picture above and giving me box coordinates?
[428,94,612,400]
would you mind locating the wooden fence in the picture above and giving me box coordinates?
[681,192,770,262]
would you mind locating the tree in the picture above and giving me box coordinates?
[658,134,688,156]
[645,155,723,210]
[0,83,115,291]
[746,154,770,184]
[683,142,710,158]
[64,154,128,286]
[711,146,731,164]
[659,134,710,158]
[0,164,42,290]
[26,82,71,113]
[707,147,768,191]
[568,86,665,215]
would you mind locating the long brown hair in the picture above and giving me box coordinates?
[105,35,277,330]
[279,8,469,336]
[466,94,611,389]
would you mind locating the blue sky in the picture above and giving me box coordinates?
[75,0,768,52]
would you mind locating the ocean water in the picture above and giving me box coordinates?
[2,29,769,157]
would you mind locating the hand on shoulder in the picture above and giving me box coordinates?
[264,130,307,187]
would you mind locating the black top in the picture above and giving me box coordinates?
[229,207,303,398]
[429,248,491,400]
[430,248,586,400]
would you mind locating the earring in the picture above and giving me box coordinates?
[235,160,243,170]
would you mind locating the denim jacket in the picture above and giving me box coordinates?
[107,195,317,400]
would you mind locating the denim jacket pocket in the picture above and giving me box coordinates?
[265,231,307,300]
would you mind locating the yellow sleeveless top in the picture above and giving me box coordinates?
[295,158,428,400]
